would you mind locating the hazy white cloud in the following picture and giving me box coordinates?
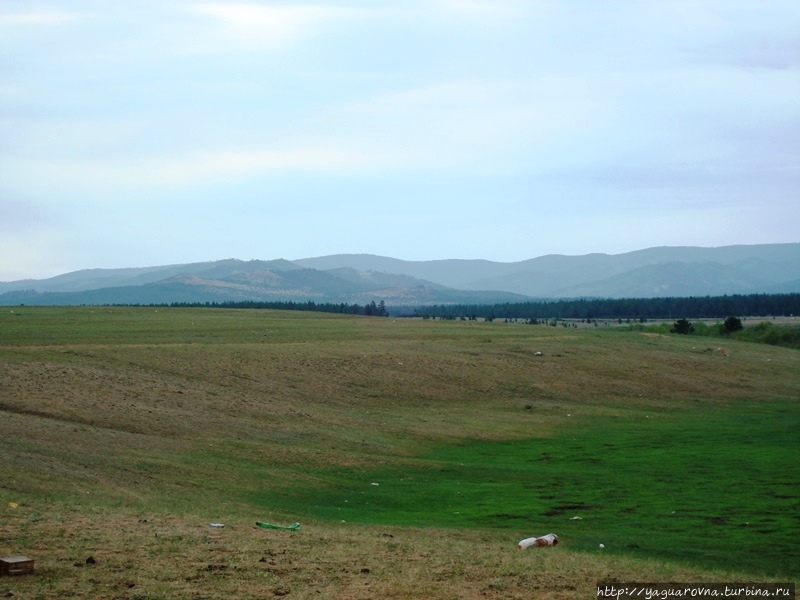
[0,10,81,26]
[0,196,46,232]
[0,0,797,279]
[194,3,327,39]
[3,141,403,194]
[428,0,529,20]
[671,1,800,70]
[145,143,395,183]
[186,2,372,52]
[338,78,599,174]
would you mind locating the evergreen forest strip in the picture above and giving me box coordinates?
[405,293,800,321]
[167,299,390,316]
[133,293,800,322]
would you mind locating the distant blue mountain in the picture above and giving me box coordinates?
[1,244,798,306]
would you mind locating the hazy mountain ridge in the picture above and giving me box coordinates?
[551,261,772,298]
[1,244,798,306]
[293,244,800,297]
[0,259,301,294]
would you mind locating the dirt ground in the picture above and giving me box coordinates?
[0,502,753,600]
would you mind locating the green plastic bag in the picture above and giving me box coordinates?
[256,521,300,531]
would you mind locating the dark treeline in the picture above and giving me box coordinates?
[167,299,389,316]
[408,293,800,321]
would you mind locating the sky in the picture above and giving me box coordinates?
[1,1,798,281]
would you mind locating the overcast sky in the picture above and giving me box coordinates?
[1,1,798,280]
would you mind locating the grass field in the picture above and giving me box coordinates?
[1,307,798,598]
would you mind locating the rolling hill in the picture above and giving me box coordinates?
[1,243,798,306]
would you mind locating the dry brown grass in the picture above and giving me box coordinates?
[1,501,762,600]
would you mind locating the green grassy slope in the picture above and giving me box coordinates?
[1,307,798,586]
[261,401,797,575]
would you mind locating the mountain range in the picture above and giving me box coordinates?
[1,243,798,307]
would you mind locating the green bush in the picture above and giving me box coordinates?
[735,322,800,349]
[624,319,800,350]
[670,318,695,334]
[689,321,717,336]
[723,315,744,333]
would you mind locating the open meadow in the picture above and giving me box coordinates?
[1,307,798,599]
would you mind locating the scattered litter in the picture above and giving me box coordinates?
[256,521,300,531]
[599,543,605,549]
[370,482,379,486]
[7,502,18,509]
[0,556,34,576]
[518,533,558,549]
[209,523,225,528]
[569,516,582,520]
[534,351,543,356]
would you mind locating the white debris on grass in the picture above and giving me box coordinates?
[518,533,558,549]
